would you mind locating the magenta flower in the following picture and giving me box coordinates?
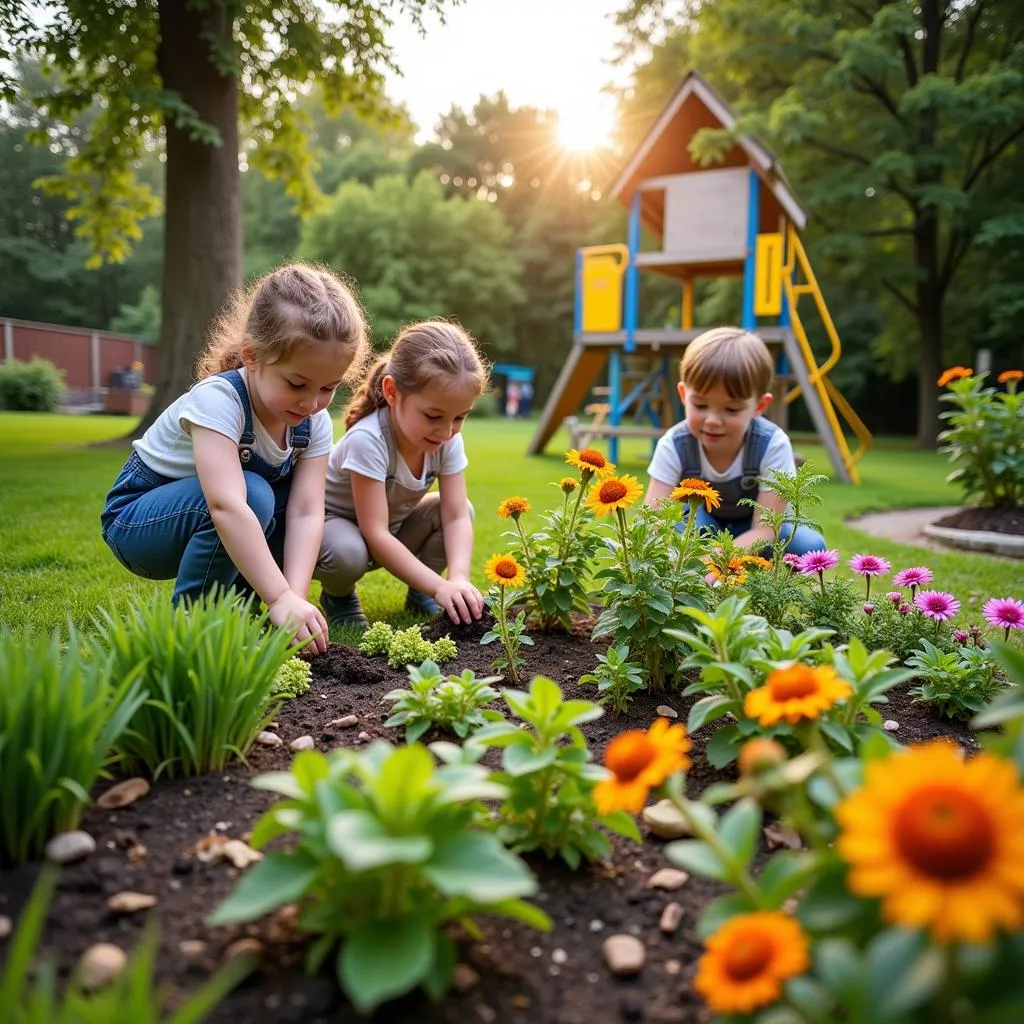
[982,597,1024,641]
[783,553,801,570]
[899,602,911,615]
[887,591,902,604]
[797,549,840,595]
[863,603,875,616]
[849,554,891,600]
[914,591,961,635]
[893,566,933,598]
[953,629,968,644]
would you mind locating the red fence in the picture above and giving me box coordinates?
[1,317,157,395]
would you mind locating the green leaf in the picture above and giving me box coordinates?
[819,718,854,752]
[757,851,817,905]
[697,891,758,939]
[664,839,732,882]
[339,916,435,1013]
[600,809,643,842]
[705,724,742,768]
[718,797,762,869]
[488,897,554,932]
[814,938,865,1008]
[503,743,557,775]
[422,833,537,902]
[867,928,945,1020]
[206,851,319,926]
[326,810,432,870]
[688,694,737,732]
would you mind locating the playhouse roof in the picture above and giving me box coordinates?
[609,70,807,232]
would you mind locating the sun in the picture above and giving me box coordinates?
[555,97,615,153]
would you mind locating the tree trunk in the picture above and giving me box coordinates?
[132,0,241,437]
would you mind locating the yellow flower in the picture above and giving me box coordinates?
[997,369,1023,383]
[744,664,851,726]
[836,739,1024,943]
[670,478,722,513]
[497,496,531,520]
[695,912,811,1015]
[585,474,643,516]
[565,447,615,479]
[740,555,773,570]
[708,557,748,586]
[483,553,527,588]
[594,718,692,815]
[558,476,578,493]
[937,366,973,386]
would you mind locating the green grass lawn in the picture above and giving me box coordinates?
[0,411,1019,635]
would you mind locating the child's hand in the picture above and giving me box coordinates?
[434,577,484,625]
[268,590,329,655]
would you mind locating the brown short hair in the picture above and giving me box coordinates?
[680,327,774,399]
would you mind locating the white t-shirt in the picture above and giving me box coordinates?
[132,371,334,479]
[647,420,796,489]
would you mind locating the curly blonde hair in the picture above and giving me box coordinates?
[196,262,369,383]
[344,321,489,429]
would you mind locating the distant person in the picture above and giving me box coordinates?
[505,380,521,418]
[101,263,369,654]
[316,321,487,628]
[519,379,534,417]
[644,326,825,556]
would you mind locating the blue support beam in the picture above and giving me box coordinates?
[741,168,760,330]
[573,249,583,335]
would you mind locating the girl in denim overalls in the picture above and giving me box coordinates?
[316,321,487,628]
[101,263,369,653]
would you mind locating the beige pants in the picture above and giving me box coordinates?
[315,493,452,598]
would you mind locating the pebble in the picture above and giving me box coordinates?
[552,947,568,964]
[0,915,10,941]
[663,958,681,975]
[256,731,283,747]
[475,1005,497,1023]
[179,939,208,961]
[451,963,480,991]
[513,994,531,1010]
[290,735,315,751]
[659,902,683,934]
[646,868,689,891]
[220,839,263,869]
[588,919,604,932]
[883,719,900,731]
[96,778,150,810]
[763,824,802,850]
[328,714,359,728]
[641,800,692,840]
[357,731,371,742]
[655,705,678,719]
[602,934,645,976]
[106,891,157,914]
[45,830,96,864]
[225,937,263,962]
[76,943,126,991]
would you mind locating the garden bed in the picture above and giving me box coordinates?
[932,506,1024,536]
[0,615,974,1024]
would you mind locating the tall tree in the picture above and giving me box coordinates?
[3,1,450,434]
[614,0,1024,445]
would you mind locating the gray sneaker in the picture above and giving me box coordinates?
[320,590,369,629]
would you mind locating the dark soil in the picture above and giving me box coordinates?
[0,615,972,1024]
[932,506,1024,536]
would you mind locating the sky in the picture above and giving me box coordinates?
[385,0,633,147]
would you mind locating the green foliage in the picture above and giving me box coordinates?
[208,743,549,1014]
[578,643,648,716]
[973,640,1024,773]
[386,625,440,669]
[358,621,458,667]
[94,592,295,780]
[798,576,860,643]
[907,638,1007,721]
[431,635,458,663]
[270,657,312,701]
[1,869,253,1022]
[0,624,146,865]
[109,285,160,342]
[384,660,504,742]
[358,621,394,656]
[939,371,1024,508]
[850,594,933,662]
[480,581,533,683]
[471,677,641,868]
[0,358,66,412]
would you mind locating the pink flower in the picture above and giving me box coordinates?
[899,603,911,615]
[849,554,891,600]
[886,591,902,604]
[783,553,801,569]
[953,629,968,644]
[982,597,1024,641]
[863,603,875,616]
[893,567,933,595]
[796,550,840,575]
[914,589,960,623]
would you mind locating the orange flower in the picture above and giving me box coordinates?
[558,476,578,493]
[836,739,1024,943]
[695,912,811,1014]
[564,447,615,480]
[585,474,643,516]
[937,366,973,387]
[670,478,722,513]
[740,555,773,570]
[744,664,851,726]
[738,738,788,776]
[483,553,526,588]
[594,719,692,814]
[997,369,1023,383]
[497,496,530,520]
[708,557,748,586]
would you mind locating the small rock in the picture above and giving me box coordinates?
[76,943,127,991]
[45,830,95,864]
[329,714,359,728]
[225,937,263,962]
[763,824,802,850]
[602,934,645,976]
[106,891,157,914]
[127,843,147,865]
[0,915,11,941]
[552,947,567,964]
[290,735,315,751]
[641,800,692,840]
[883,719,900,732]
[256,731,283,748]
[655,705,678,719]
[646,868,689,891]
[194,835,229,862]
[96,778,150,810]
[451,963,480,991]
[220,839,263,869]
[357,731,371,742]
[659,902,683,934]
[512,994,531,1010]
[179,939,208,961]
[588,919,604,932]
[663,958,682,975]
[475,1005,497,1023]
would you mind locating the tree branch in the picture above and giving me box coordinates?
[964,123,1024,193]
[805,138,918,207]
[954,0,987,83]
[853,76,906,125]
[881,277,918,315]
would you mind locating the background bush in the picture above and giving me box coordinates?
[0,357,66,412]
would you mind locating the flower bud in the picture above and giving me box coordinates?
[738,738,787,776]
[863,603,875,616]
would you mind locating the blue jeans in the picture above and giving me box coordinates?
[101,453,290,604]
[687,505,826,558]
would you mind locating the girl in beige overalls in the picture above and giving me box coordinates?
[315,321,487,628]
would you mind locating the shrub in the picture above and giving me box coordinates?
[358,621,458,667]
[907,638,1007,720]
[0,624,146,866]
[94,591,296,779]
[270,657,312,700]
[208,743,550,1014]
[578,643,647,715]
[0,357,66,412]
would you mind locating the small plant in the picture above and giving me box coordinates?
[358,620,394,655]
[907,638,1007,720]
[358,621,458,666]
[578,643,647,715]
[384,660,505,741]
[850,591,932,661]
[471,676,641,867]
[95,590,295,780]
[0,356,66,411]
[270,656,312,700]
[385,624,435,668]
[481,552,533,682]
[0,624,146,865]
[1,869,253,1022]
[208,744,550,1014]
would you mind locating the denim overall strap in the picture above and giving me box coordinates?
[221,369,258,467]
[710,417,777,522]
[670,424,703,480]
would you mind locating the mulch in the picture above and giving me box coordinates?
[932,506,1024,536]
[0,615,974,1024]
